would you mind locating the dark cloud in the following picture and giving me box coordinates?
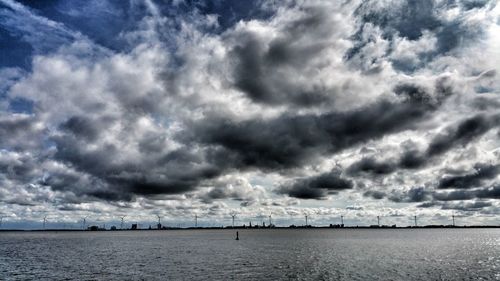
[232,36,330,106]
[348,114,498,177]
[418,113,497,158]
[194,94,438,171]
[433,186,500,201]
[426,114,497,156]
[433,190,476,201]
[60,116,101,141]
[396,78,455,105]
[109,156,221,197]
[346,150,423,178]
[363,190,386,200]
[38,168,134,202]
[85,190,133,202]
[438,163,500,189]
[178,82,450,201]
[204,188,229,200]
[416,201,440,208]
[230,7,339,106]
[347,157,396,176]
[277,171,353,199]
[398,149,426,169]
[359,186,433,203]
[127,179,201,195]
[475,186,500,199]
[50,129,224,201]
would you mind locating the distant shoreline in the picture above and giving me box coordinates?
[1,225,499,232]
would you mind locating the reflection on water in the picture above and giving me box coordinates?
[1,229,499,280]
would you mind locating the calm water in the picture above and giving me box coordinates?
[0,229,499,280]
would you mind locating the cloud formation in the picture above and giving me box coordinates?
[347,113,500,176]
[278,170,354,200]
[1,0,500,226]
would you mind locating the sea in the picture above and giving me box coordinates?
[0,228,499,280]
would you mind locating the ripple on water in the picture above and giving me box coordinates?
[0,229,499,280]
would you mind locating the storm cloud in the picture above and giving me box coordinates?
[277,171,353,200]
[194,93,441,173]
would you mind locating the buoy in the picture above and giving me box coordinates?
[235,231,239,240]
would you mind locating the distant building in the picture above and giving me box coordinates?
[110,226,117,230]
[131,224,138,230]
[329,224,344,228]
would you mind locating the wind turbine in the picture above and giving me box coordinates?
[377,215,380,226]
[414,215,417,227]
[81,217,87,230]
[304,213,309,226]
[0,215,4,228]
[452,212,456,227]
[268,213,272,227]
[230,212,237,228]
[340,215,344,226]
[120,216,126,230]
[156,215,162,229]
[43,216,47,230]
[194,214,198,228]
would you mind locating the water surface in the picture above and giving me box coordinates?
[1,228,499,280]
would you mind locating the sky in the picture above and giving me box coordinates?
[1,0,500,229]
